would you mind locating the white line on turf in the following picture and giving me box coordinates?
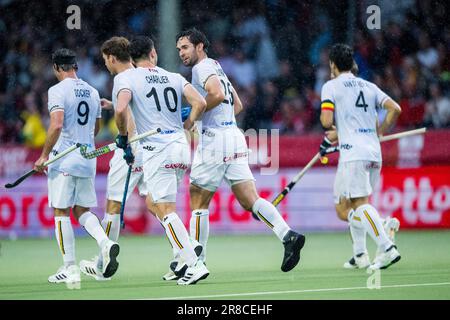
[141,282,450,300]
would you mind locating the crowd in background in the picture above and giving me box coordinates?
[1,0,449,148]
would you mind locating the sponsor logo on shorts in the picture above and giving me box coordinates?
[223,152,248,163]
[143,145,156,151]
[365,162,380,169]
[132,167,143,173]
[52,149,59,156]
[165,163,188,170]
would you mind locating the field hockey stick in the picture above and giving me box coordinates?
[252,127,427,220]
[271,127,427,207]
[80,128,161,159]
[119,164,133,229]
[4,143,81,189]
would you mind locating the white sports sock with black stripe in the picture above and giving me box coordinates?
[54,216,75,267]
[348,209,367,256]
[251,198,290,241]
[162,212,197,267]
[189,209,209,261]
[102,213,120,242]
[355,204,393,252]
[78,212,109,248]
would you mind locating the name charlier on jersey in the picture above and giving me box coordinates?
[145,75,170,84]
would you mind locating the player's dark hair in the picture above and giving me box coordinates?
[52,48,78,72]
[101,36,131,63]
[329,43,354,72]
[129,35,155,62]
[176,28,209,53]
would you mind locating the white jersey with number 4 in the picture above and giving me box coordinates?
[47,78,101,177]
[113,67,188,159]
[321,72,390,163]
[191,58,247,154]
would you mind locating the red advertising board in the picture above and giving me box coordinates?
[1,166,449,238]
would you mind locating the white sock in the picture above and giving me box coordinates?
[162,212,197,267]
[78,212,109,248]
[348,209,367,256]
[355,204,393,252]
[252,198,290,241]
[102,213,121,242]
[190,209,209,261]
[54,216,76,267]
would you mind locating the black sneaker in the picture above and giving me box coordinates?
[281,230,305,272]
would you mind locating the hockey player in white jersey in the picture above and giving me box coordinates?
[323,61,400,269]
[319,44,402,270]
[101,36,208,285]
[33,49,120,286]
[176,28,305,273]
[79,38,148,281]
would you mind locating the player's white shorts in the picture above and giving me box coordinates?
[143,141,190,203]
[190,147,255,192]
[334,160,381,204]
[106,153,146,202]
[48,170,97,209]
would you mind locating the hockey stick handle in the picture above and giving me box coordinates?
[379,127,426,142]
[4,143,80,189]
[80,128,161,159]
[43,143,81,166]
[119,164,133,229]
[271,152,321,206]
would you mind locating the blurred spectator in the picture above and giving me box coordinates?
[20,93,46,148]
[0,0,449,144]
[424,83,450,128]
[416,32,439,71]
[228,48,256,90]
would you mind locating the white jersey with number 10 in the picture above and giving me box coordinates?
[321,72,390,163]
[113,66,189,157]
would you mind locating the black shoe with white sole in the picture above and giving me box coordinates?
[281,230,306,272]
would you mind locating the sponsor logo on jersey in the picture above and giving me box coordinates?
[355,128,376,134]
[223,152,248,163]
[221,121,235,126]
[160,129,175,135]
[340,144,353,150]
[52,149,59,156]
[164,163,188,170]
[201,129,215,137]
[143,145,156,151]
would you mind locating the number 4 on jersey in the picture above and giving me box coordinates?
[355,91,368,112]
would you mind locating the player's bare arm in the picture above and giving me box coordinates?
[114,89,132,136]
[182,83,206,130]
[232,88,243,115]
[320,109,334,130]
[34,110,64,172]
[100,98,113,110]
[204,75,225,111]
[378,98,402,137]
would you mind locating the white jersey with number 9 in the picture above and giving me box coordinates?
[47,77,101,178]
